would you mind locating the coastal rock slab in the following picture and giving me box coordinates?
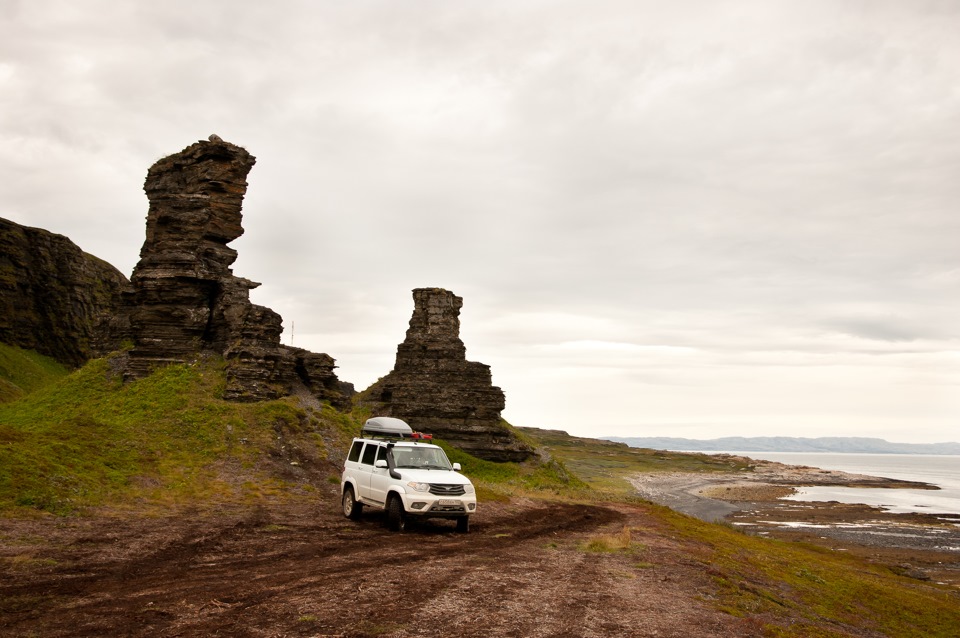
[363,288,533,462]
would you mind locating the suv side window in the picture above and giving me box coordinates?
[347,441,363,463]
[360,442,378,466]
[376,446,389,463]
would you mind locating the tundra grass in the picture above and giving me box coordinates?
[580,525,636,553]
[503,429,960,636]
[432,427,742,504]
[656,506,960,638]
[517,426,752,496]
[434,439,590,501]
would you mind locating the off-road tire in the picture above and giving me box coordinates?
[386,495,406,532]
[342,486,363,520]
[456,516,470,534]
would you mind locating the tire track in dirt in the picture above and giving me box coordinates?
[138,503,625,636]
[1,501,629,637]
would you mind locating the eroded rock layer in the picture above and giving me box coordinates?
[364,288,533,462]
[0,217,129,367]
[125,137,347,405]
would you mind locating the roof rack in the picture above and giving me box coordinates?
[360,417,434,441]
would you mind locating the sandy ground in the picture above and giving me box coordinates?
[628,460,960,588]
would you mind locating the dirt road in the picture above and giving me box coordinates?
[1,494,759,638]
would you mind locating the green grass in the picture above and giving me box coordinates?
[0,354,357,514]
[0,344,69,403]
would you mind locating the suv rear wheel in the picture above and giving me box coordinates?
[342,486,363,519]
[386,495,406,532]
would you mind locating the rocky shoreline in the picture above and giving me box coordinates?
[629,457,960,588]
[628,456,937,523]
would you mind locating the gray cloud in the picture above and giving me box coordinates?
[2,0,958,441]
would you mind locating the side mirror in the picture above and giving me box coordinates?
[374,459,388,469]
[452,462,462,472]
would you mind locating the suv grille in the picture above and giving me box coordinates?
[429,484,466,496]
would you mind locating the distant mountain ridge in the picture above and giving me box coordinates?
[602,436,960,455]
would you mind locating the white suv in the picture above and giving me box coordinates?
[340,417,477,533]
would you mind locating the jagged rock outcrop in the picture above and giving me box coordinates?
[125,136,349,405]
[364,288,533,462]
[0,217,129,367]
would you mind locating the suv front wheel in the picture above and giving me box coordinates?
[342,486,363,520]
[385,495,406,532]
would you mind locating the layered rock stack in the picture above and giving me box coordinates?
[125,136,347,405]
[364,288,533,462]
[0,217,129,367]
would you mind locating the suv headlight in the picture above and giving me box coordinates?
[406,481,430,492]
[464,483,475,494]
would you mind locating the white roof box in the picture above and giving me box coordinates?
[362,417,413,438]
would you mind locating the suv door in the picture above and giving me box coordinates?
[368,445,392,505]
[356,442,379,502]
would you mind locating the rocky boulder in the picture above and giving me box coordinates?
[363,288,534,462]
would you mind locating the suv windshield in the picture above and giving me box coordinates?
[391,447,452,470]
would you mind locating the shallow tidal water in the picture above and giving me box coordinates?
[712,452,960,516]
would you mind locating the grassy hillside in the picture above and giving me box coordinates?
[0,354,578,515]
[0,343,69,403]
[0,349,749,515]
[0,354,358,514]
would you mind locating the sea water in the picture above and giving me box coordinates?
[710,452,960,517]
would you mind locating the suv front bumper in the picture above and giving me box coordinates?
[401,492,477,518]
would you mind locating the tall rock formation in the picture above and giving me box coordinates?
[125,136,348,405]
[0,217,129,367]
[364,288,533,462]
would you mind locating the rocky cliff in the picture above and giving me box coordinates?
[0,217,129,367]
[124,136,349,405]
[3,138,544,469]
[363,288,533,462]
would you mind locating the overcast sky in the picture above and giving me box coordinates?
[2,0,958,443]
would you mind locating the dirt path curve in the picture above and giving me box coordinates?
[628,474,742,522]
[0,498,758,638]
